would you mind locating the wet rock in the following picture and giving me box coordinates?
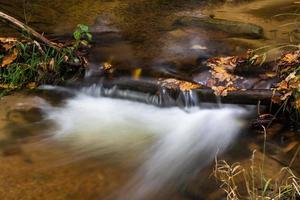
[174,16,264,39]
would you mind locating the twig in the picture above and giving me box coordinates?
[0,11,60,50]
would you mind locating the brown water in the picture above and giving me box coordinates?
[0,0,300,200]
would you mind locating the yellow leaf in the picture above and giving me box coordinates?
[212,86,236,96]
[0,37,17,43]
[158,78,200,91]
[179,82,200,91]
[0,83,17,89]
[103,62,112,71]
[132,68,142,80]
[265,71,277,78]
[26,82,38,89]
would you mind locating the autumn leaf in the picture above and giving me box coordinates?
[1,48,18,67]
[281,53,298,64]
[295,98,300,109]
[158,78,200,91]
[103,62,112,70]
[2,43,15,51]
[0,37,17,43]
[276,80,288,91]
[26,82,38,89]
[271,95,282,104]
[179,82,201,91]
[280,91,292,101]
[207,56,239,71]
[0,83,17,89]
[132,68,142,80]
[211,86,236,96]
[265,71,277,78]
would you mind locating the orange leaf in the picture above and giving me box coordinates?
[282,53,298,64]
[276,81,288,91]
[1,48,18,67]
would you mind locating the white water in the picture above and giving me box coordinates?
[42,93,246,199]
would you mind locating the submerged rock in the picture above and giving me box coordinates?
[174,16,264,39]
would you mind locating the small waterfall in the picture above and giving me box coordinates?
[40,84,247,200]
[79,79,200,108]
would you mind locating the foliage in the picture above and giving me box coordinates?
[206,56,241,96]
[271,50,300,122]
[0,25,91,94]
[73,24,93,48]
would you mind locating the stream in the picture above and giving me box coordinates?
[0,0,300,200]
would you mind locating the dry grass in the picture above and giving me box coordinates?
[213,154,300,200]
[213,125,300,200]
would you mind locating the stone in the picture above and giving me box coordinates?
[174,16,264,39]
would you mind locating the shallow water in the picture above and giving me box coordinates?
[1,0,299,72]
[0,89,244,200]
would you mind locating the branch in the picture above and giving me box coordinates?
[0,11,60,50]
[100,79,278,106]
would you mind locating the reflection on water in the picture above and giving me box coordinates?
[1,0,298,72]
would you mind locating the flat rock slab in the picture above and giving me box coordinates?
[174,16,264,39]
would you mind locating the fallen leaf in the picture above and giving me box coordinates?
[211,86,236,96]
[2,43,15,51]
[103,62,112,71]
[0,83,17,89]
[132,68,142,80]
[276,81,288,91]
[280,91,292,101]
[158,78,200,91]
[179,82,201,91]
[1,48,18,67]
[281,53,298,64]
[272,95,282,104]
[0,37,17,43]
[265,71,277,78]
[26,82,38,89]
[295,98,300,109]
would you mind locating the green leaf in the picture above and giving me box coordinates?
[73,31,81,40]
[86,33,93,41]
[78,24,89,33]
[80,40,89,46]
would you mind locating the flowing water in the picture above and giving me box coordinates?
[1,0,300,200]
